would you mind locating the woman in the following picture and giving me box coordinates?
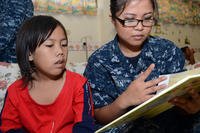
[84,0,200,132]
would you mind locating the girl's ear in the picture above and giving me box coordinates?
[29,53,33,61]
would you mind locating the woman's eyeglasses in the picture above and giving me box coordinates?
[114,16,155,27]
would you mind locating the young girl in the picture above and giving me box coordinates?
[84,0,200,132]
[0,15,95,133]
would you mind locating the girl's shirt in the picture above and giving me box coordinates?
[0,70,95,133]
[84,35,185,132]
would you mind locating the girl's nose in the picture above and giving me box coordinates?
[56,46,64,57]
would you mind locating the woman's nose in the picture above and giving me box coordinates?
[134,21,144,31]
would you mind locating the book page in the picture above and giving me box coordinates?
[168,67,200,86]
[158,67,200,94]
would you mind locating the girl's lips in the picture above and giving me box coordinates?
[55,59,65,64]
[55,60,66,68]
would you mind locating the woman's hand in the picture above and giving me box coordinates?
[170,88,200,114]
[118,64,167,109]
[95,64,167,124]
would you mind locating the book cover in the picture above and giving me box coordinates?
[95,67,200,133]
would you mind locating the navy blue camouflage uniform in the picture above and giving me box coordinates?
[84,35,200,133]
[0,0,33,62]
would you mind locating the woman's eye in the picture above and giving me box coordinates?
[144,16,153,20]
[125,17,135,20]
[127,19,137,22]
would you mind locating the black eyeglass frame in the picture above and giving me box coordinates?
[114,16,156,27]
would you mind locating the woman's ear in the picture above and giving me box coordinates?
[29,53,33,61]
[110,15,116,25]
[111,19,115,25]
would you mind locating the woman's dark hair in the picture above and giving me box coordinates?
[16,15,67,87]
[110,0,159,25]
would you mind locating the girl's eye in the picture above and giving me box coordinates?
[45,44,53,47]
[61,40,68,47]
[61,43,68,47]
[44,40,54,47]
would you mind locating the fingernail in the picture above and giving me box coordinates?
[161,84,168,88]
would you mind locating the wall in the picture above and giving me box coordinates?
[37,0,200,63]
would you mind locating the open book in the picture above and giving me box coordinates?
[95,67,200,133]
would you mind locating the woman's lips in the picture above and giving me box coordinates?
[132,35,144,40]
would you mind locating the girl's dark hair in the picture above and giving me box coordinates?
[110,0,159,25]
[16,15,67,87]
